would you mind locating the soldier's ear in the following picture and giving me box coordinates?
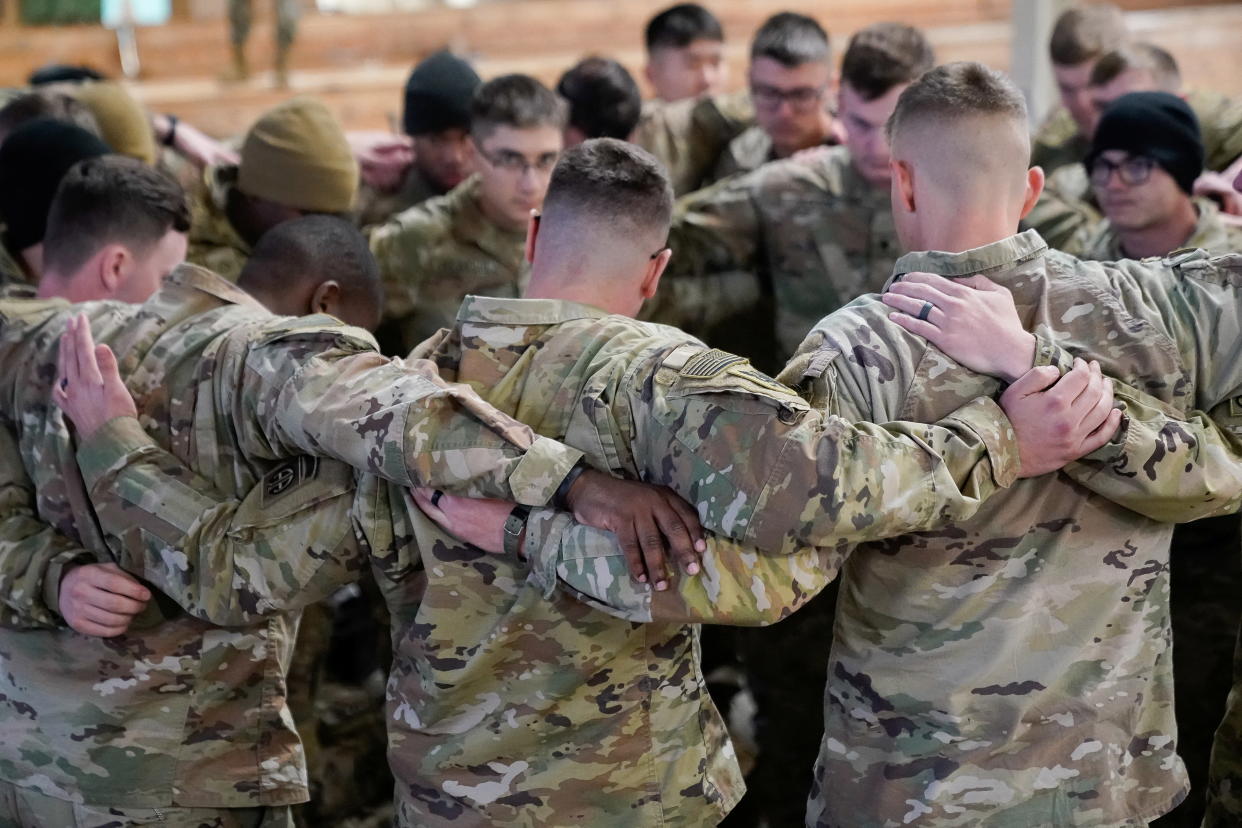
[97,244,128,296]
[893,159,916,214]
[1019,166,1046,222]
[310,280,342,317]
[642,248,672,299]
[525,211,541,264]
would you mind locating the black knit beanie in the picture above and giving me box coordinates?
[1087,91,1204,194]
[0,119,110,252]
[402,51,481,136]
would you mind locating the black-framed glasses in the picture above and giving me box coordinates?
[478,147,560,175]
[1089,155,1156,188]
[750,82,826,112]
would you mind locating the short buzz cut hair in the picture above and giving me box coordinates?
[751,12,830,68]
[645,3,723,52]
[541,138,674,240]
[557,57,643,141]
[238,215,383,317]
[841,23,935,101]
[43,156,189,275]
[887,61,1028,142]
[470,74,569,143]
[1049,3,1127,67]
[1090,42,1181,91]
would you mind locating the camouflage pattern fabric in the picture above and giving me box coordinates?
[368,174,528,356]
[0,779,291,827]
[356,164,439,230]
[663,145,898,366]
[632,92,755,197]
[0,266,580,811]
[782,232,1242,827]
[228,0,300,49]
[186,165,250,283]
[73,292,1023,825]
[1030,106,1092,179]
[1023,162,1101,252]
[1065,197,1242,261]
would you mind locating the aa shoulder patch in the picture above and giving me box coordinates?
[262,456,319,507]
[680,348,748,379]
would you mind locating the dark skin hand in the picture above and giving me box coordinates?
[561,470,705,587]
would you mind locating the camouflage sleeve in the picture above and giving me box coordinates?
[1023,190,1102,253]
[0,425,93,629]
[629,346,1019,553]
[633,93,753,197]
[367,210,431,356]
[664,174,763,281]
[1033,334,1242,522]
[522,508,842,626]
[74,416,369,626]
[221,319,583,506]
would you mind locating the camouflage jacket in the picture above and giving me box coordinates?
[1031,90,1242,178]
[710,123,845,184]
[664,145,899,363]
[1023,161,1101,252]
[632,93,755,196]
[58,293,1019,825]
[783,231,1242,827]
[0,267,581,809]
[368,174,528,356]
[1066,197,1242,261]
[356,164,439,229]
[185,164,250,282]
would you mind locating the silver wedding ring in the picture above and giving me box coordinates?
[917,301,934,322]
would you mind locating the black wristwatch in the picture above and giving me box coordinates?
[161,114,179,148]
[552,458,590,511]
[503,504,531,559]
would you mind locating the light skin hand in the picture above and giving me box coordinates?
[883,273,1037,384]
[52,313,137,441]
[347,131,415,192]
[1003,359,1122,478]
[59,562,152,637]
[412,488,510,555]
[1195,170,1242,217]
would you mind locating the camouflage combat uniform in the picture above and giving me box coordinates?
[710,124,844,185]
[632,93,755,197]
[68,292,1024,825]
[186,165,251,282]
[782,233,1242,827]
[663,145,898,371]
[356,164,439,229]
[1027,91,1242,250]
[228,0,299,51]
[0,267,581,820]
[368,175,527,356]
[1065,197,1242,261]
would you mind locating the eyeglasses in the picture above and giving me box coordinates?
[751,82,826,112]
[478,147,560,175]
[1089,155,1156,188]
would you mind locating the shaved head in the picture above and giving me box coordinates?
[887,63,1042,251]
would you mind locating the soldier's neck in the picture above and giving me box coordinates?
[913,213,1019,256]
[526,268,634,316]
[1115,199,1198,260]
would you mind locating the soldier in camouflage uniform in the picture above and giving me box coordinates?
[708,13,843,184]
[369,74,565,357]
[356,51,481,229]
[1027,43,1242,250]
[187,96,357,282]
[54,138,1135,826]
[0,159,682,823]
[1062,92,1242,828]
[785,61,1242,827]
[659,24,934,372]
[1030,3,1127,177]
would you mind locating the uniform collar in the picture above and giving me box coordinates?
[891,229,1048,281]
[448,176,529,271]
[456,295,609,326]
[161,262,266,309]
